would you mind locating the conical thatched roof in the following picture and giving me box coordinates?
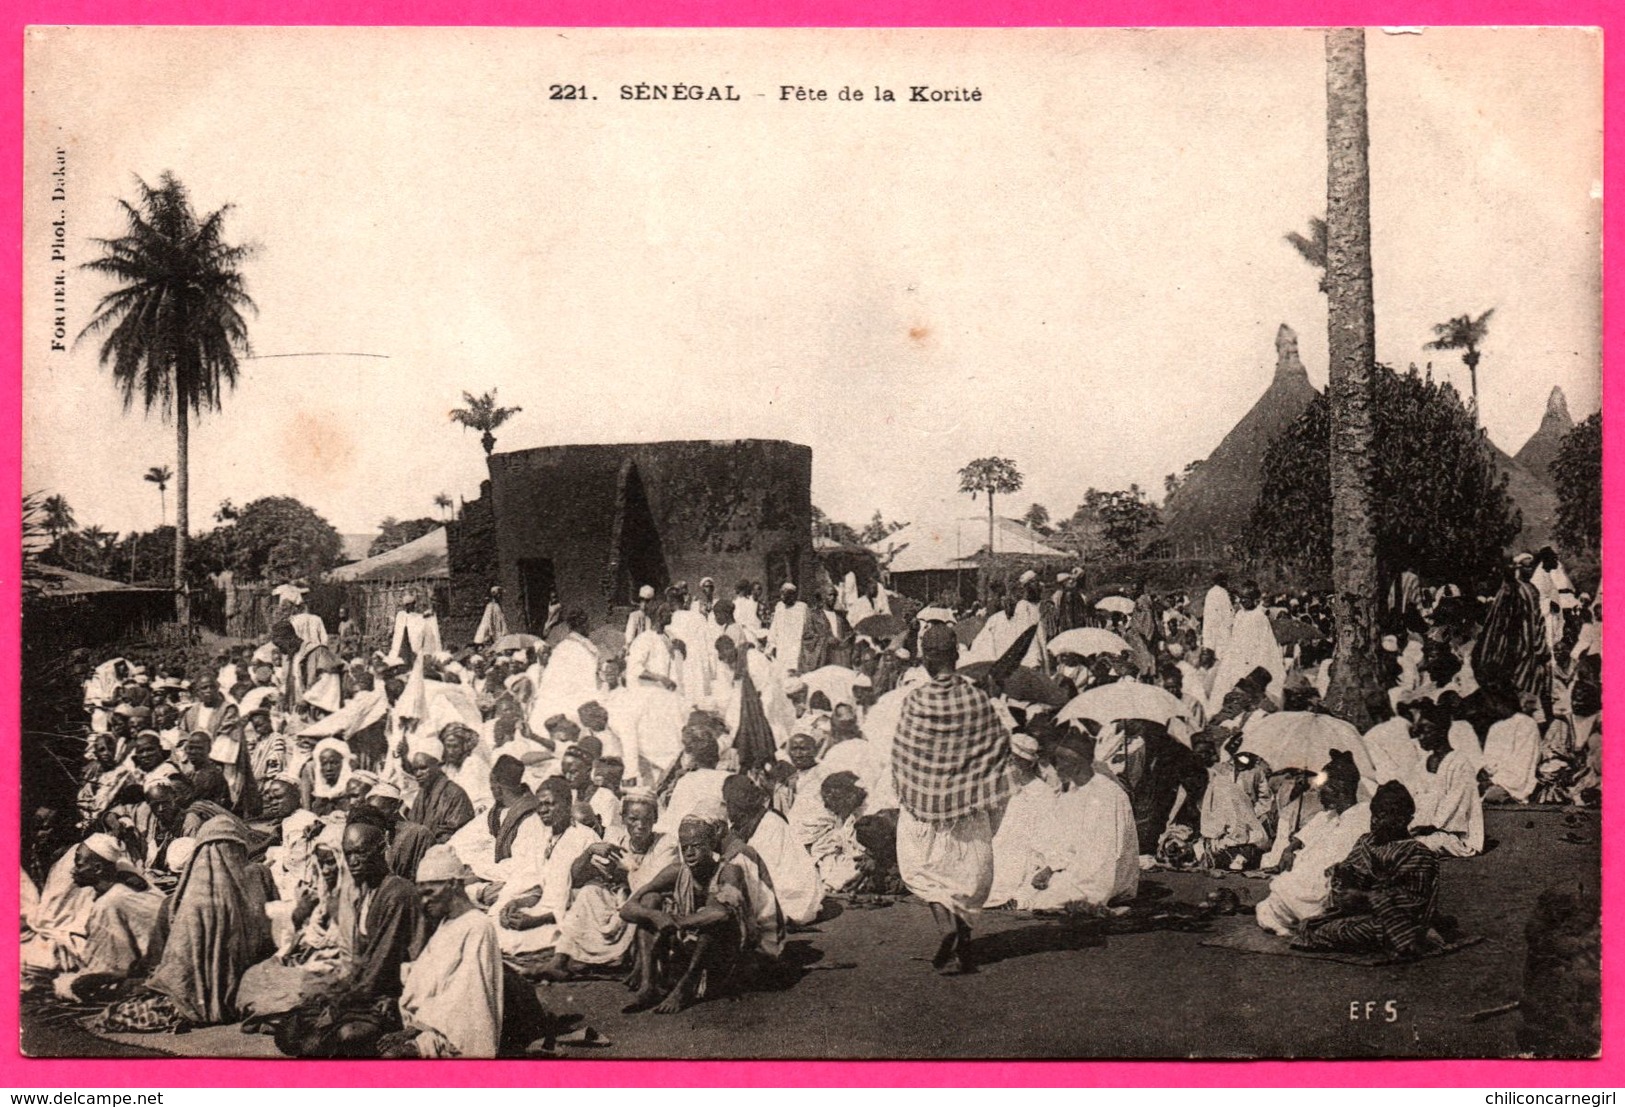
[1161,324,1319,555]
[1512,385,1574,489]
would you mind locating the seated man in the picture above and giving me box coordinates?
[620,812,780,1014]
[382,846,503,1059]
[1197,740,1270,871]
[654,726,729,835]
[540,789,678,980]
[479,776,597,957]
[402,735,475,845]
[22,834,162,999]
[1296,781,1441,958]
[771,732,822,817]
[1256,751,1372,936]
[1480,688,1541,804]
[987,733,1060,908]
[1408,701,1486,857]
[1023,726,1139,912]
[722,774,823,927]
[792,771,869,893]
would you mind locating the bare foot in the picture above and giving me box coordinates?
[622,988,662,1014]
[654,982,694,1014]
[930,930,958,970]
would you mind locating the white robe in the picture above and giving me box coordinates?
[473,601,508,646]
[390,610,443,662]
[528,634,601,734]
[1201,585,1234,654]
[1256,803,1372,935]
[489,822,599,955]
[1022,775,1139,910]
[1363,717,1422,788]
[399,907,502,1059]
[656,768,729,835]
[1483,714,1541,802]
[766,602,809,677]
[667,608,717,703]
[969,609,1036,666]
[1208,606,1285,709]
[988,773,1060,908]
[1411,750,1484,857]
[749,811,823,926]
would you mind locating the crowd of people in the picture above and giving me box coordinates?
[21,548,1603,1057]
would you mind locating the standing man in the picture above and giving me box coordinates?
[765,582,808,679]
[1202,572,1234,656]
[474,587,508,647]
[891,623,1012,975]
[390,594,443,669]
[625,585,658,648]
[1473,555,1551,711]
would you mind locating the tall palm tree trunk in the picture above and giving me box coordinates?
[986,493,996,603]
[175,404,190,623]
[1323,27,1383,729]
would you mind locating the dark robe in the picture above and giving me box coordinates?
[1131,731,1208,855]
[410,772,475,844]
[1298,833,1439,956]
[489,796,542,863]
[385,819,437,882]
[1472,574,1550,701]
[350,874,426,1002]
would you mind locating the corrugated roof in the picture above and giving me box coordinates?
[328,527,448,582]
[872,516,1068,574]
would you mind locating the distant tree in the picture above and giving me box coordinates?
[1162,459,1204,502]
[958,457,1024,570]
[857,510,908,545]
[224,496,344,581]
[1021,503,1052,535]
[434,492,454,521]
[1425,308,1495,417]
[449,389,522,457]
[1552,412,1601,555]
[40,494,75,541]
[810,506,863,547]
[369,515,440,559]
[1284,216,1329,294]
[1251,363,1520,589]
[144,465,173,526]
[1082,486,1161,558]
[79,172,256,622]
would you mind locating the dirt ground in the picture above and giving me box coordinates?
[21,807,1599,1061]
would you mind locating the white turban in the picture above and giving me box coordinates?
[82,833,124,863]
[415,844,469,883]
[406,732,444,762]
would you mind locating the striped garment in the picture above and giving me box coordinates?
[891,674,1013,826]
[1299,833,1439,956]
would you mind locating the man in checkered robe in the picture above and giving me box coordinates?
[891,623,1013,975]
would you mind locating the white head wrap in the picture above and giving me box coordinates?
[415,844,469,882]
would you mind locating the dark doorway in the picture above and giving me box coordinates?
[518,557,557,634]
[610,462,668,606]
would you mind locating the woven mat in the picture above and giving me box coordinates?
[1198,918,1484,966]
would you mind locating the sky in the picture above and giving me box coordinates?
[21,27,1602,540]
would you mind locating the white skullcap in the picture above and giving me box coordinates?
[1380,635,1399,652]
[691,796,729,825]
[371,780,404,802]
[782,676,807,696]
[166,837,197,871]
[638,585,656,600]
[1010,732,1041,761]
[252,642,279,664]
[1019,570,1037,584]
[415,844,469,883]
[781,581,798,592]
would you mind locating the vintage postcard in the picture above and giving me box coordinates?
[19,26,1602,1061]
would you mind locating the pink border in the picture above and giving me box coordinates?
[2,0,1618,1088]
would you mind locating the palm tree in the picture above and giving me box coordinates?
[1322,28,1384,729]
[1284,216,1329,293]
[40,494,75,542]
[79,173,256,623]
[958,457,1024,599]
[449,389,523,457]
[1425,309,1495,416]
[144,465,173,526]
[433,492,454,521]
[77,524,114,575]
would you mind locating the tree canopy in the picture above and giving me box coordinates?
[222,496,344,581]
[1056,486,1160,559]
[958,457,1024,501]
[1250,363,1520,587]
[369,516,441,558]
[1552,411,1601,555]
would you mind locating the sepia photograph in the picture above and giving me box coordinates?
[18,26,1603,1062]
